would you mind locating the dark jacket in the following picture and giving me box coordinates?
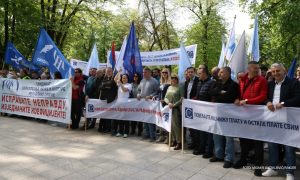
[184,76,200,99]
[196,77,215,102]
[267,77,300,107]
[210,78,239,103]
[99,76,117,103]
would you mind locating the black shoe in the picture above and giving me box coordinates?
[187,144,195,150]
[223,161,232,168]
[193,150,204,155]
[202,153,213,159]
[209,157,224,162]
[170,141,177,147]
[254,169,262,176]
[174,143,182,150]
[233,160,247,169]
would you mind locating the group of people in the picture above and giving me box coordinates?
[1,62,300,180]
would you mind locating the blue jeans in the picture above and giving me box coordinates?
[268,143,296,175]
[213,134,234,162]
[143,123,156,140]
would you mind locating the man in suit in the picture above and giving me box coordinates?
[262,63,300,180]
[184,67,199,150]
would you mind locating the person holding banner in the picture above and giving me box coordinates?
[184,67,199,150]
[194,64,215,158]
[156,68,171,143]
[98,67,118,134]
[137,67,159,142]
[262,63,300,180]
[114,71,132,138]
[209,66,239,168]
[130,73,143,136]
[70,68,85,129]
[84,68,98,129]
[233,61,268,176]
[163,73,184,150]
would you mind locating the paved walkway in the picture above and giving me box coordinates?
[0,116,299,180]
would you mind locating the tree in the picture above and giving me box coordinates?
[179,0,226,68]
[240,0,300,66]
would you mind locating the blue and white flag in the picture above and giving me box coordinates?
[178,42,192,83]
[114,36,127,73]
[5,41,40,72]
[32,28,74,78]
[225,17,236,62]
[247,15,260,62]
[83,43,99,76]
[228,31,247,81]
[217,41,226,68]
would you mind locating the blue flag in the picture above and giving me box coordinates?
[287,58,297,79]
[247,15,260,62]
[109,41,116,70]
[32,28,74,78]
[123,22,143,81]
[5,41,40,72]
[178,42,192,83]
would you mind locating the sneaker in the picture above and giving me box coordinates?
[209,157,224,162]
[123,134,128,138]
[223,161,232,168]
[286,173,294,180]
[116,133,121,137]
[262,168,278,177]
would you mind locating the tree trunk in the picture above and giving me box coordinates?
[11,1,16,42]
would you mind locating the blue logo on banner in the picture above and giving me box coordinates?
[162,113,169,122]
[2,79,19,91]
[88,104,94,112]
[185,107,193,119]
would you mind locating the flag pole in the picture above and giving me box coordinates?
[181,121,184,153]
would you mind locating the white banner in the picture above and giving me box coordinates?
[70,59,107,71]
[183,99,300,148]
[107,44,197,67]
[0,78,72,124]
[86,99,171,132]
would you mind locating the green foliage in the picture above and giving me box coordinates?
[240,0,300,67]
[185,11,226,68]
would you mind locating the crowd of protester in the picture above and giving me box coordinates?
[1,62,300,180]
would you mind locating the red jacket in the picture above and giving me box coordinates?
[239,73,268,105]
[72,76,84,100]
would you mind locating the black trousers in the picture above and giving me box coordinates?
[71,99,82,129]
[194,130,214,154]
[116,120,129,134]
[99,118,111,132]
[131,121,143,135]
[240,138,264,166]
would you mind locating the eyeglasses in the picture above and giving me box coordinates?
[75,72,79,73]
[162,72,168,74]
[171,77,178,79]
